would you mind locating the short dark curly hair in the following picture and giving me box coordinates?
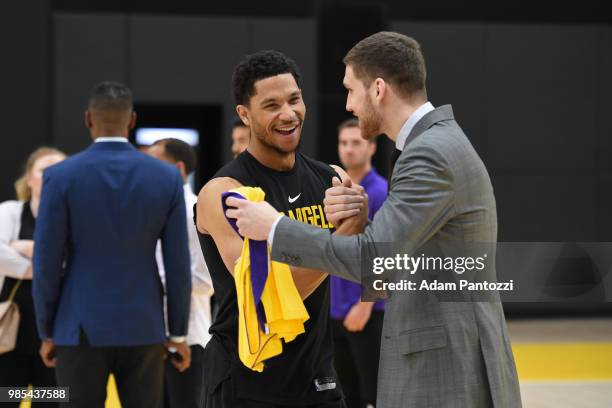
[232,50,301,106]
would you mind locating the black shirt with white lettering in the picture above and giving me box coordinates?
[197,150,343,405]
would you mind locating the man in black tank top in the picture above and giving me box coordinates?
[195,51,365,407]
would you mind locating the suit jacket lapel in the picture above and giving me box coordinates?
[402,104,455,151]
[389,105,455,190]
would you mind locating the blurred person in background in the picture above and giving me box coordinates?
[148,138,213,408]
[33,81,192,408]
[331,118,387,408]
[231,117,250,158]
[0,146,65,406]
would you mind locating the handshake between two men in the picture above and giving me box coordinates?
[225,174,369,243]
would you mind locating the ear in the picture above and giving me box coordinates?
[84,110,93,129]
[176,161,187,179]
[369,139,377,156]
[236,105,250,126]
[128,111,137,130]
[373,78,387,104]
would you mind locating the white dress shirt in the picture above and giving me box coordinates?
[94,136,129,143]
[156,184,214,348]
[0,201,31,293]
[268,102,435,246]
[395,102,435,151]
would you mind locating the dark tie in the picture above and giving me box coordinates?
[387,148,402,189]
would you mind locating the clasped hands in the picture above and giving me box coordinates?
[324,176,368,230]
[225,176,368,241]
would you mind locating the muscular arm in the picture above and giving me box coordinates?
[197,177,244,274]
[197,177,357,300]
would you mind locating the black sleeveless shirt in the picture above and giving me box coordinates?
[198,150,343,405]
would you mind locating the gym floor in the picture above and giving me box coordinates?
[19,318,612,407]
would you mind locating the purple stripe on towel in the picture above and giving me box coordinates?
[222,191,268,330]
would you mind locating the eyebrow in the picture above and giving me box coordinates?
[260,91,302,106]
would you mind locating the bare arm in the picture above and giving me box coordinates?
[198,178,333,300]
[197,177,244,274]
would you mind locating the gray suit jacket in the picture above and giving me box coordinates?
[271,106,521,408]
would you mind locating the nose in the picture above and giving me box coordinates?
[279,103,296,122]
[345,94,353,113]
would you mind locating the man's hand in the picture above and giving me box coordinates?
[166,340,192,372]
[40,339,56,367]
[10,240,34,259]
[324,177,368,227]
[224,197,280,241]
[343,302,374,332]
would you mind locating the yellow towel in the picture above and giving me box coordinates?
[228,187,309,372]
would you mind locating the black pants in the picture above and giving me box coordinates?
[203,377,347,408]
[164,344,205,408]
[332,310,383,408]
[201,337,346,408]
[54,332,164,408]
[0,350,58,407]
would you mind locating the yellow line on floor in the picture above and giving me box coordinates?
[512,343,612,380]
[19,343,612,408]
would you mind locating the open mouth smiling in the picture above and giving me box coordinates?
[274,124,299,136]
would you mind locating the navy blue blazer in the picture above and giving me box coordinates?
[33,141,191,346]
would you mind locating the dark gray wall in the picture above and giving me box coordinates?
[53,13,317,161]
[4,11,610,246]
[53,13,128,153]
[0,1,51,201]
[391,21,612,242]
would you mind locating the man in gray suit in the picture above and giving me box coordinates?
[225,32,521,408]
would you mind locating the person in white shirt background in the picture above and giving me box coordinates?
[147,138,214,408]
[0,147,65,406]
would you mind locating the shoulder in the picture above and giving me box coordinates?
[198,177,242,202]
[138,152,176,173]
[418,118,470,155]
[213,155,247,179]
[399,130,453,170]
[42,154,82,177]
[196,176,242,234]
[298,153,338,179]
[370,169,388,186]
[366,172,388,197]
[131,153,183,186]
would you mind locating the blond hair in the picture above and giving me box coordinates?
[14,147,66,201]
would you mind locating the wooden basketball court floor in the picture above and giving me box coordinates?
[19,318,612,407]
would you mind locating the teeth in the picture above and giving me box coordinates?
[276,126,296,132]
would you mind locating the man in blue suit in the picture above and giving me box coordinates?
[33,81,192,408]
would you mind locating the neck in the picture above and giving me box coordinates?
[247,142,295,171]
[381,97,427,142]
[347,162,371,184]
[30,195,40,218]
[91,129,128,139]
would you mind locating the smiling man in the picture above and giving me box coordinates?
[195,50,361,408]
